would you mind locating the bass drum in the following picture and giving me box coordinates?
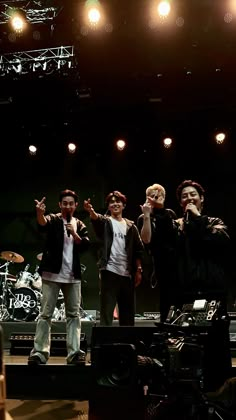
[7,287,39,321]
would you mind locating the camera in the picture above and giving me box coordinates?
[89,300,233,419]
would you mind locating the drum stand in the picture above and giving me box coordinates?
[0,261,13,321]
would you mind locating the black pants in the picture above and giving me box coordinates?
[99,270,135,326]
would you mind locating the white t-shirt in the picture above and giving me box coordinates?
[42,216,79,283]
[106,217,130,277]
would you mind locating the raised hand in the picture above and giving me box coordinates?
[34,197,46,214]
[140,200,152,217]
[84,198,93,213]
[84,198,98,220]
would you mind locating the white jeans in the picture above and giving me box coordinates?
[30,280,81,363]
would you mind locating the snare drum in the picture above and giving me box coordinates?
[15,271,34,288]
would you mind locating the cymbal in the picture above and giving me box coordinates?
[0,251,24,264]
[37,253,43,261]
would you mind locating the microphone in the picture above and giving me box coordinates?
[184,210,190,223]
[66,213,71,237]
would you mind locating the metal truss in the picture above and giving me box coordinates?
[0,45,77,76]
[0,1,62,25]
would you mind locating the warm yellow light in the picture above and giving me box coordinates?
[68,143,77,153]
[10,14,26,33]
[88,8,101,25]
[163,137,172,148]
[157,1,171,18]
[116,139,126,151]
[215,133,226,144]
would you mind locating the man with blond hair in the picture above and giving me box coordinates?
[137,183,176,322]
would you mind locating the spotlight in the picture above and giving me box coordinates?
[116,139,126,151]
[163,137,172,148]
[88,8,101,25]
[157,1,171,18]
[84,0,103,29]
[29,145,37,156]
[68,143,77,154]
[215,132,226,144]
[9,10,27,34]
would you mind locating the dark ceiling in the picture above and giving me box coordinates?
[0,0,236,145]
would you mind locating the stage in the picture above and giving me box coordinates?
[1,318,159,400]
[2,318,236,401]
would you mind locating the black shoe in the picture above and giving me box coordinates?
[67,350,86,365]
[28,355,46,366]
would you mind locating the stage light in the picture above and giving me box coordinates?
[84,0,104,29]
[29,145,37,156]
[116,139,126,151]
[157,1,171,18]
[215,132,226,145]
[88,8,101,25]
[9,10,27,34]
[163,137,172,148]
[0,46,75,78]
[33,61,47,72]
[68,143,77,154]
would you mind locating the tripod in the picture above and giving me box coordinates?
[144,377,235,420]
[0,261,13,321]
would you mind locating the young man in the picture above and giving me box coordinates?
[137,183,177,323]
[84,190,144,326]
[28,189,90,365]
[140,180,232,391]
[173,179,230,306]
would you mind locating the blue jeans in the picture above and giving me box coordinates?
[30,280,81,363]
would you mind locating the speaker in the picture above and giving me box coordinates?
[9,332,87,356]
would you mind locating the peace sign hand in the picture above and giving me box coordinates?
[34,197,46,214]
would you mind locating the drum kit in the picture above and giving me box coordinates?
[0,250,66,322]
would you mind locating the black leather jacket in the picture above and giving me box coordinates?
[173,214,230,300]
[138,209,230,304]
[91,214,144,276]
[38,213,90,279]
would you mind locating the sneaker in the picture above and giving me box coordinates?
[67,350,86,365]
[28,355,46,366]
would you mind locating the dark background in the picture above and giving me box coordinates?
[0,0,236,313]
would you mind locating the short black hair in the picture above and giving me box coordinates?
[59,189,78,203]
[176,180,205,202]
[105,190,127,206]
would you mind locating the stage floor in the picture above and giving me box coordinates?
[5,399,89,420]
[3,350,236,367]
[3,349,92,365]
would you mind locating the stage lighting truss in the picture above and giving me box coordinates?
[0,1,62,25]
[0,45,77,77]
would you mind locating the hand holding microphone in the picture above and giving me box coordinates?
[66,213,71,237]
[184,202,200,222]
